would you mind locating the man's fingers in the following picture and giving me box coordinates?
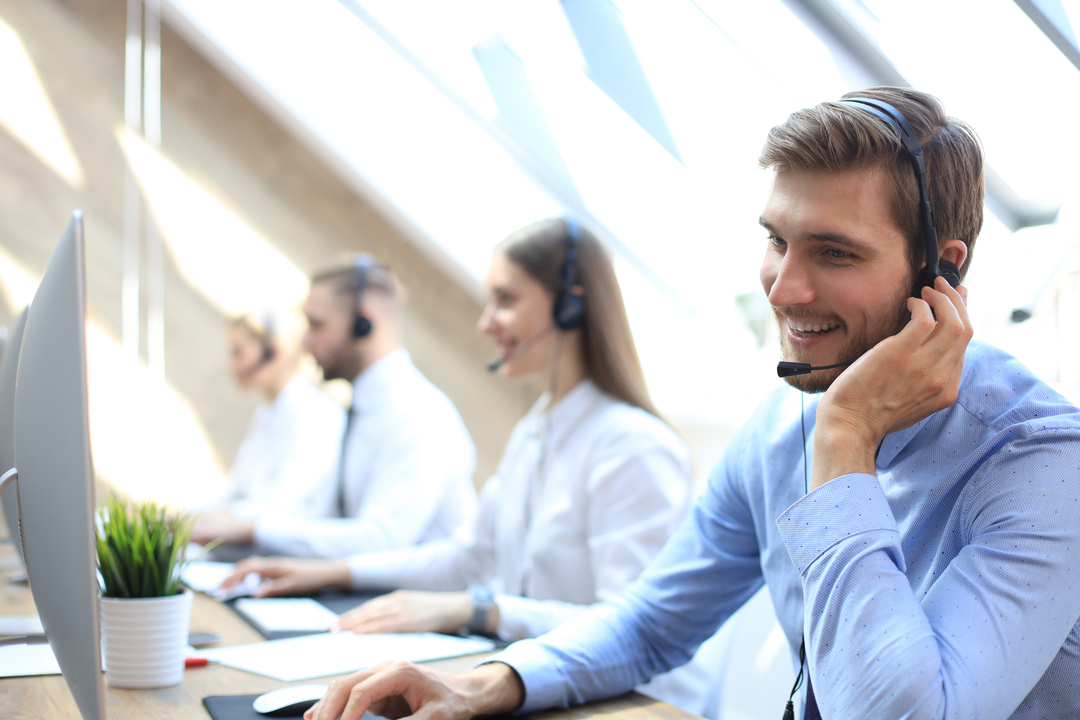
[339,661,421,720]
[920,281,972,380]
[922,280,970,341]
[311,666,385,720]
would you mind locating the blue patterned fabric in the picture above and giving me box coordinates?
[494,340,1080,719]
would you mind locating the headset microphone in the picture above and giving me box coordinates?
[486,324,556,372]
[776,358,855,378]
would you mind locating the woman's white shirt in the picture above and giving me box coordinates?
[345,379,692,636]
[344,380,732,715]
[226,374,345,519]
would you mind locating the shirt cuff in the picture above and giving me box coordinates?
[776,472,900,576]
[345,553,401,591]
[483,640,569,714]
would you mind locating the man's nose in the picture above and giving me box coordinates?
[765,253,815,308]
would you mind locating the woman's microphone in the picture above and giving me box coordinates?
[487,324,556,372]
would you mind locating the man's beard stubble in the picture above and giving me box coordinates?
[777,279,912,394]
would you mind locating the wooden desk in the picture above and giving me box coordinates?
[0,543,698,720]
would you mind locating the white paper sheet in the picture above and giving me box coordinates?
[0,615,44,635]
[233,598,340,632]
[181,561,234,593]
[0,643,61,677]
[200,632,495,682]
[181,561,261,600]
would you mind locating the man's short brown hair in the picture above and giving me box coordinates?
[310,255,399,307]
[758,86,984,281]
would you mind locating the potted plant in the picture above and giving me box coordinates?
[96,496,196,689]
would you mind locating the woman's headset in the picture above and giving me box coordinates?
[553,218,586,331]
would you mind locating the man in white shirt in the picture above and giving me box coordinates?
[194,255,479,559]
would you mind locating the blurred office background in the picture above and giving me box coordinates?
[0,2,1078,718]
[1,0,1076,508]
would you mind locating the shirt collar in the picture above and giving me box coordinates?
[874,342,981,469]
[527,379,606,448]
[350,347,411,412]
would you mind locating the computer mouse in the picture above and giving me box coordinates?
[252,683,329,717]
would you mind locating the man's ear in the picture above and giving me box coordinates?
[940,239,967,271]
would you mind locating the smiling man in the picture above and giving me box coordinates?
[305,88,1080,720]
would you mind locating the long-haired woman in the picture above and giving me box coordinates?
[224,219,721,714]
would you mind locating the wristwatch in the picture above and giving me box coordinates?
[467,584,495,635]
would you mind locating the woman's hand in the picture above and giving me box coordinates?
[306,661,524,720]
[333,590,481,635]
[219,556,350,597]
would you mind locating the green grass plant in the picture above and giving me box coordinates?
[96,496,195,599]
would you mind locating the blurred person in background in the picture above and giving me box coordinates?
[225,219,730,717]
[193,308,344,528]
[194,254,478,559]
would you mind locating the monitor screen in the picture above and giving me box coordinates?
[14,211,105,720]
[0,307,27,562]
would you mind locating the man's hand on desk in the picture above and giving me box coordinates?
[221,556,350,597]
[812,278,972,490]
[332,590,500,636]
[307,660,523,720]
[191,508,255,546]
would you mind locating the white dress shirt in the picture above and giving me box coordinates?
[225,374,345,520]
[344,379,729,715]
[253,348,478,558]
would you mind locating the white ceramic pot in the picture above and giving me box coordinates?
[99,587,193,689]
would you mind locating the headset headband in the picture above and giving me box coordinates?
[351,253,375,338]
[837,97,941,281]
[553,218,585,331]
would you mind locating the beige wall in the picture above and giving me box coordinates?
[0,0,536,496]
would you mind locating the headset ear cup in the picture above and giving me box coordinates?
[353,314,373,338]
[938,260,961,288]
[553,294,586,331]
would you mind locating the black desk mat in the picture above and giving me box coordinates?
[204,693,293,720]
[204,695,522,720]
[203,694,391,720]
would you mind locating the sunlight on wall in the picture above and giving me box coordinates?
[116,127,309,317]
[86,321,226,508]
[0,15,85,190]
[0,245,39,312]
[0,248,226,508]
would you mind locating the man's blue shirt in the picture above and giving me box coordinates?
[494,340,1080,719]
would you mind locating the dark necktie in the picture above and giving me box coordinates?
[336,408,356,518]
[804,676,822,720]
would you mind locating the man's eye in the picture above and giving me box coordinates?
[768,235,785,247]
[826,248,848,259]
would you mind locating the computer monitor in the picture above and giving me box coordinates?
[0,307,28,562]
[12,211,105,720]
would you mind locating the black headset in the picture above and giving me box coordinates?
[257,314,276,364]
[552,218,586,331]
[351,254,374,339]
[837,97,961,293]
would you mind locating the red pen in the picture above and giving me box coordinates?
[185,657,210,668]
